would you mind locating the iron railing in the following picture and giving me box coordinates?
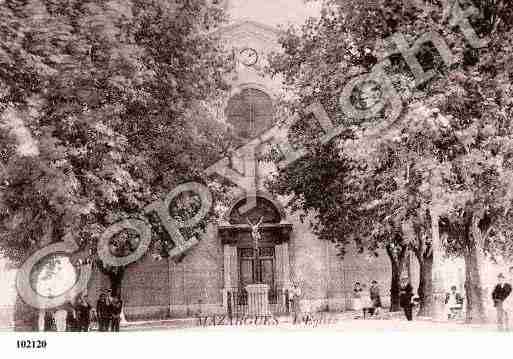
[226,287,290,317]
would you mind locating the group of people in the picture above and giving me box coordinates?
[41,272,513,330]
[389,277,462,322]
[351,277,425,321]
[96,292,124,332]
[352,280,382,318]
[435,269,513,330]
[43,291,123,332]
[350,271,513,328]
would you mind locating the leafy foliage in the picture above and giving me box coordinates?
[0,0,235,265]
[266,0,513,316]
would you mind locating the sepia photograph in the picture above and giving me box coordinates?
[0,0,513,356]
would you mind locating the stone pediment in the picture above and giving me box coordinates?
[215,20,282,51]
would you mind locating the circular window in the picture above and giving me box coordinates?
[226,88,275,138]
[30,254,78,298]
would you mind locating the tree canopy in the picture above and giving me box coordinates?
[0,0,235,266]
[266,0,513,319]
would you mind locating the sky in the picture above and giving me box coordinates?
[227,0,322,28]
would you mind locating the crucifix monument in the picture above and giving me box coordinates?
[245,215,270,315]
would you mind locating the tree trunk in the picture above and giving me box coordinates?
[386,243,408,312]
[462,215,488,324]
[97,260,126,298]
[430,206,446,322]
[416,254,433,317]
[464,241,487,323]
[390,259,402,312]
[107,266,126,298]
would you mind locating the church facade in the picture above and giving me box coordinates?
[87,19,411,320]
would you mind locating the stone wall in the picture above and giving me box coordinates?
[287,211,329,311]
[167,224,224,318]
[285,206,421,313]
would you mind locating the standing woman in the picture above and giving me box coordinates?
[399,277,414,321]
[352,282,363,317]
[291,282,302,324]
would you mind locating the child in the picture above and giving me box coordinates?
[445,285,463,320]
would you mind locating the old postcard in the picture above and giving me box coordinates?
[1,1,513,353]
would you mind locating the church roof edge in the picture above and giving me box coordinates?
[213,19,285,38]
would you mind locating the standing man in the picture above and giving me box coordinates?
[110,296,123,332]
[76,293,92,332]
[492,273,512,331]
[399,276,414,321]
[370,280,382,316]
[96,292,111,332]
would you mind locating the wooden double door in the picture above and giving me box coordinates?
[238,247,275,288]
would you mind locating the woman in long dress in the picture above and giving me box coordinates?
[291,282,302,324]
[352,282,363,315]
[361,284,374,318]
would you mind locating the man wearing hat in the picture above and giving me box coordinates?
[399,276,415,321]
[96,290,112,332]
[492,273,512,331]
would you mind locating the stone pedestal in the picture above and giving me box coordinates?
[246,284,270,316]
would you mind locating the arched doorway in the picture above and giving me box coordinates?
[218,193,292,316]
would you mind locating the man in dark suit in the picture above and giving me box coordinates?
[399,277,414,321]
[96,292,111,332]
[76,293,92,332]
[492,273,512,331]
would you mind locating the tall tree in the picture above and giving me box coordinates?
[0,0,234,299]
